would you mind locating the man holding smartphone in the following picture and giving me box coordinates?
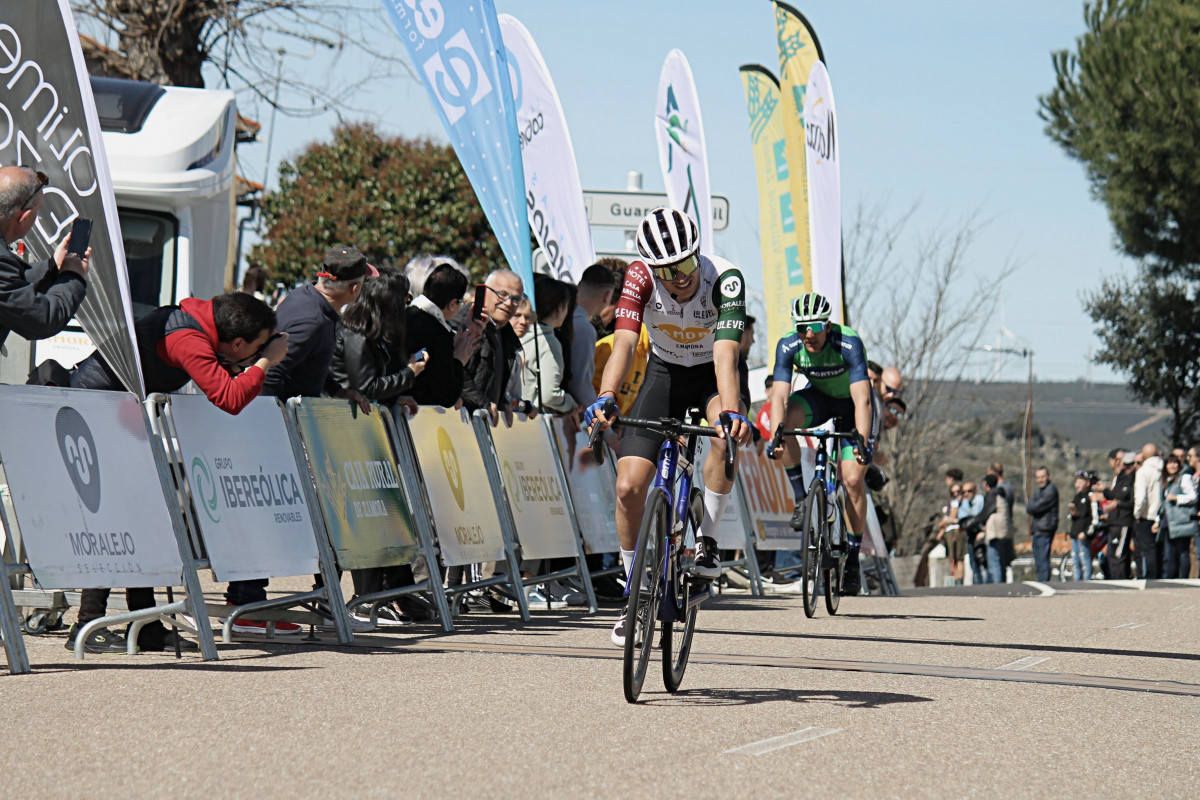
[0,165,89,351]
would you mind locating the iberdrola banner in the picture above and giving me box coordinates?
[654,49,714,256]
[773,2,825,299]
[498,14,595,283]
[739,65,795,349]
[0,0,144,395]
[804,61,842,324]
[382,0,534,301]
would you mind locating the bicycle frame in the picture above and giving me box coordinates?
[624,417,711,624]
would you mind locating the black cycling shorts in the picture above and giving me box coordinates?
[788,384,880,459]
[620,354,720,463]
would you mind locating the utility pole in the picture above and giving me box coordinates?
[967,344,1035,502]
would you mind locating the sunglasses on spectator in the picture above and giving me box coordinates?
[486,286,524,305]
[884,383,901,395]
[651,254,699,282]
[19,170,49,210]
[797,321,826,335]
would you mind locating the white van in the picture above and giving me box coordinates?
[27,76,239,372]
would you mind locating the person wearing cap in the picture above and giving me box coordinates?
[225,245,373,631]
[0,165,89,354]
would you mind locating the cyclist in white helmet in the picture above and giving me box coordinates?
[766,292,878,596]
[586,207,752,647]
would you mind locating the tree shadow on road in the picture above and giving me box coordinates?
[641,686,934,709]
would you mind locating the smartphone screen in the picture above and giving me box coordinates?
[67,218,92,257]
[471,284,488,320]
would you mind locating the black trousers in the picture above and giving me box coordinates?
[78,586,156,624]
[1107,525,1133,579]
[76,587,168,647]
[1134,519,1161,580]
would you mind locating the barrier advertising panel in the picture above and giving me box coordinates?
[738,445,804,550]
[407,407,506,566]
[169,395,319,581]
[291,399,418,570]
[0,386,181,587]
[549,417,619,554]
[488,414,577,560]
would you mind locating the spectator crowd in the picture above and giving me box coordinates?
[921,444,1200,586]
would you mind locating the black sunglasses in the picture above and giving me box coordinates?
[19,170,49,210]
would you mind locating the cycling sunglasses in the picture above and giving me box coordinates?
[796,321,826,335]
[651,254,699,281]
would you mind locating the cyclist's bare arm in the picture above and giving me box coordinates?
[850,379,872,451]
[712,338,751,444]
[592,328,639,430]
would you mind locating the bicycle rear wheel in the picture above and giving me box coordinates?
[624,491,666,703]
[824,486,846,615]
[801,483,825,618]
[663,489,702,692]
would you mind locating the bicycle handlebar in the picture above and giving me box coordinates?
[769,424,863,456]
[617,413,739,481]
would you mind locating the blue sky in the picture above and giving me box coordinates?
[237,1,1133,383]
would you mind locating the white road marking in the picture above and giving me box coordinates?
[995,656,1050,671]
[1025,581,1056,596]
[725,726,841,755]
[1112,621,1147,629]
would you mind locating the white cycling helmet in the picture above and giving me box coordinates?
[790,292,832,324]
[635,207,700,267]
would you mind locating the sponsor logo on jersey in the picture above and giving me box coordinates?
[720,275,742,298]
[656,324,711,344]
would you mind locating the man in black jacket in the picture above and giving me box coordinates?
[0,166,88,350]
[406,264,480,407]
[1026,466,1060,581]
[226,245,371,630]
[453,268,523,425]
[1101,452,1137,579]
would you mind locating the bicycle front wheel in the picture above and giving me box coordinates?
[663,488,703,692]
[801,483,825,618]
[624,491,666,703]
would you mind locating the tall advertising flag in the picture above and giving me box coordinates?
[382,0,534,300]
[804,61,842,323]
[739,65,795,348]
[654,50,714,256]
[773,2,825,301]
[1,1,144,395]
[498,14,595,283]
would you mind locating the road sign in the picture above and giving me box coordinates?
[583,190,729,231]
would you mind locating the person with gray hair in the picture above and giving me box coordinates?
[404,253,467,299]
[0,165,89,352]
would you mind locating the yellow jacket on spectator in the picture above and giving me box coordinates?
[593,325,650,416]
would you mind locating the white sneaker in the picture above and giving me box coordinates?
[527,586,567,610]
[351,604,412,628]
[611,612,628,647]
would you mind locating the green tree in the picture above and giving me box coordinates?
[250,124,501,287]
[1084,269,1200,444]
[1039,0,1200,274]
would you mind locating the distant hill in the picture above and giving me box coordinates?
[932,379,1172,451]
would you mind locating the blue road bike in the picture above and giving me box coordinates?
[770,426,863,617]
[591,408,737,702]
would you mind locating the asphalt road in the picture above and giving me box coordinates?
[3,579,1199,798]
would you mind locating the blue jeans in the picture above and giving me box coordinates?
[1163,536,1191,579]
[986,539,1013,583]
[1032,534,1053,582]
[968,541,987,584]
[1070,536,1093,581]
